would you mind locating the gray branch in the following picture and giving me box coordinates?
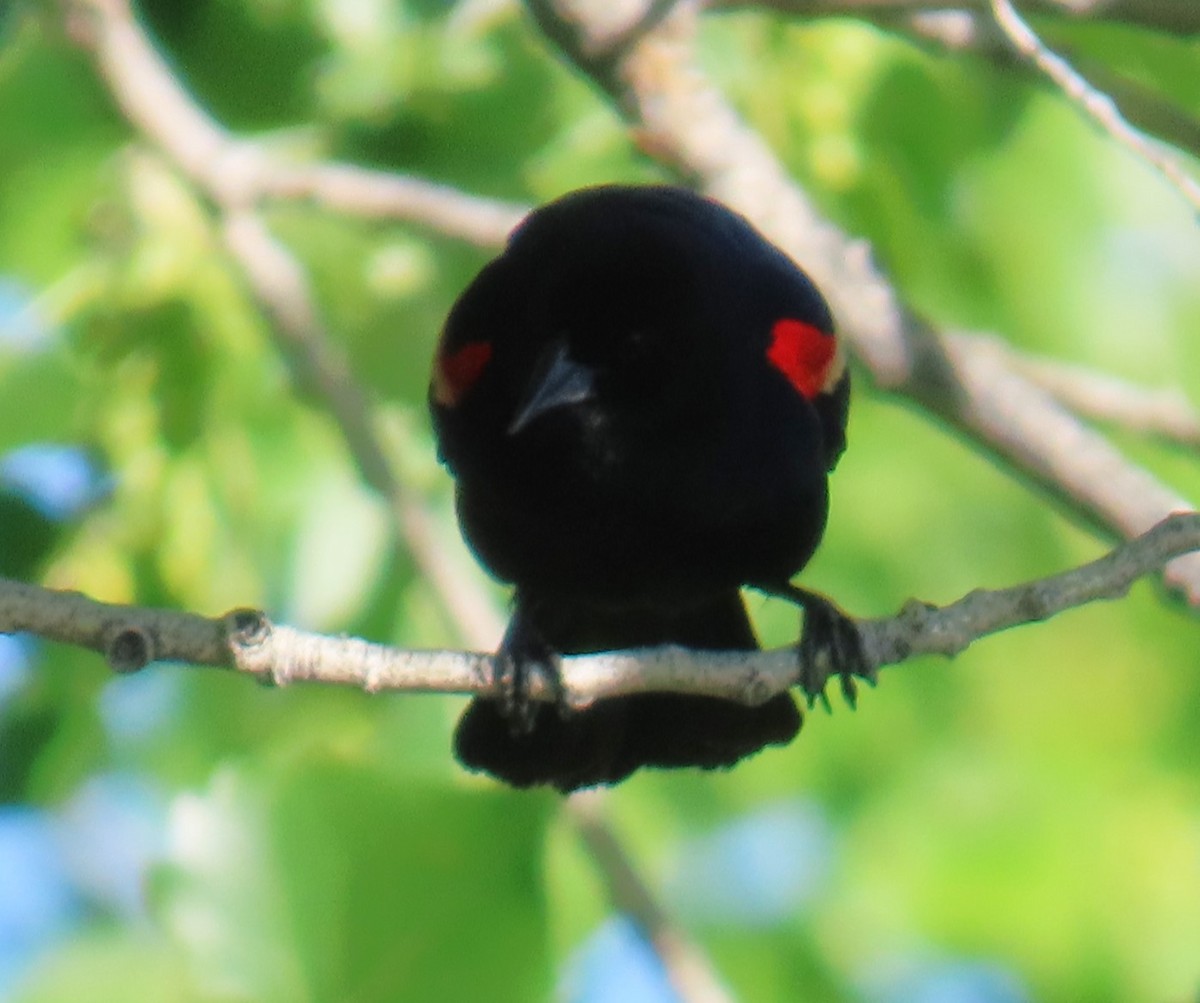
[715,0,1200,35]
[66,0,525,246]
[989,0,1200,214]
[3,513,1195,706]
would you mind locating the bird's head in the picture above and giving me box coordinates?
[431,185,847,472]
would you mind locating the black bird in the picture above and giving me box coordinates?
[430,184,852,792]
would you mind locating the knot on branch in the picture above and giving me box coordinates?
[105,624,154,673]
[224,608,275,682]
[1016,584,1053,623]
[226,607,270,645]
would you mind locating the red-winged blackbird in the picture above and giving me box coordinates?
[430,184,851,792]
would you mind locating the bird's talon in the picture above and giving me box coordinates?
[493,606,563,737]
[761,583,870,711]
[840,672,858,710]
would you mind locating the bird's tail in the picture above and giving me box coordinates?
[454,591,800,792]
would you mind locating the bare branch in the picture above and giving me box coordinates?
[713,0,1200,35]
[859,509,1200,666]
[566,790,737,1003]
[988,0,1200,215]
[838,8,1200,163]
[0,579,231,669]
[66,0,526,245]
[263,164,523,247]
[975,339,1200,448]
[935,334,1197,574]
[4,512,1196,704]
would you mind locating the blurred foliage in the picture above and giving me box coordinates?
[1,2,1199,1002]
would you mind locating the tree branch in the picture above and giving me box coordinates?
[976,339,1200,449]
[715,0,1200,35]
[65,0,525,247]
[988,0,1200,215]
[566,790,737,1003]
[832,8,1200,163]
[261,164,523,247]
[4,513,1195,704]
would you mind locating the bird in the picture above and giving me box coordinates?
[429,184,854,792]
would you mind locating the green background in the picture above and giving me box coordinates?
[1,1,1198,1000]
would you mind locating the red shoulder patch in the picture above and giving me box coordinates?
[766,318,836,400]
[432,340,493,407]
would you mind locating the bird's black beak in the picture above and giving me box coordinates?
[508,341,596,435]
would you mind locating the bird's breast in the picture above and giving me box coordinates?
[454,410,827,603]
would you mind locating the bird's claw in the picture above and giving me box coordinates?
[796,593,871,710]
[494,610,563,736]
[756,583,874,710]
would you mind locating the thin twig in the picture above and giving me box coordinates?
[263,164,523,247]
[974,338,1200,448]
[714,0,1200,35]
[989,0,1200,215]
[66,0,526,246]
[937,333,1197,565]
[860,8,1200,162]
[567,790,737,1003]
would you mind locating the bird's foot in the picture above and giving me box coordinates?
[494,610,564,736]
[757,584,875,710]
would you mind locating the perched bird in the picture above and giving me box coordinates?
[430,184,853,792]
